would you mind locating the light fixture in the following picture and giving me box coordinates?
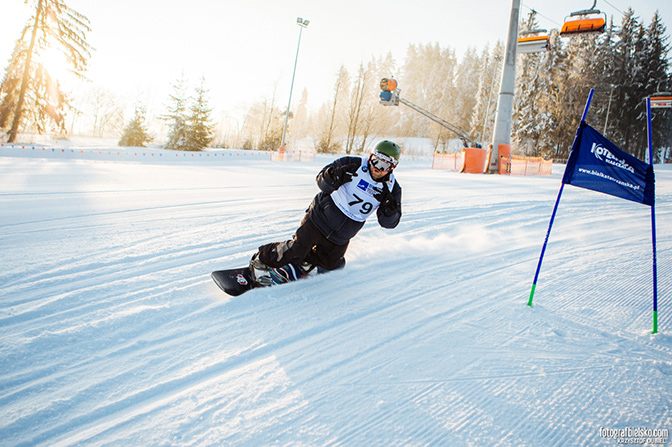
[280,17,310,149]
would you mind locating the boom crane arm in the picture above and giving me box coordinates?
[378,78,480,148]
[397,97,478,148]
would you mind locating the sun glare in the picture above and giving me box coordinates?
[39,46,71,84]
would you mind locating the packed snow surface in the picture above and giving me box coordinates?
[1,144,671,446]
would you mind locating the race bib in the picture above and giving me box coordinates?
[330,159,395,222]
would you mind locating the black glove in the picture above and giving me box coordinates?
[324,165,357,188]
[374,183,398,217]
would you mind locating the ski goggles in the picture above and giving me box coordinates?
[370,150,399,172]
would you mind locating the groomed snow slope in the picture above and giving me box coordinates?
[1,146,671,446]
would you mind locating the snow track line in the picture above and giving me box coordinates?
[1,158,670,446]
[3,265,494,445]
[0,197,282,231]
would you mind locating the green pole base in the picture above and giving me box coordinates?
[652,311,658,334]
[527,284,536,307]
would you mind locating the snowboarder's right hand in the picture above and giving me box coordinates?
[324,166,357,188]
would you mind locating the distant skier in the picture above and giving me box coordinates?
[249,140,403,286]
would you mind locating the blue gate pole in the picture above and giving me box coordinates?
[646,97,659,334]
[528,89,595,306]
[528,183,564,306]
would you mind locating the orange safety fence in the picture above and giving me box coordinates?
[499,155,553,176]
[432,152,463,171]
[0,144,273,161]
[271,149,316,162]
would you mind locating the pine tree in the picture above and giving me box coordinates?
[185,76,215,151]
[119,105,153,147]
[345,63,368,154]
[641,11,671,161]
[317,66,348,153]
[454,47,481,139]
[534,30,565,158]
[356,58,384,152]
[292,88,309,144]
[513,12,544,155]
[592,17,618,138]
[0,0,91,142]
[163,75,189,150]
[399,43,458,144]
[258,85,282,151]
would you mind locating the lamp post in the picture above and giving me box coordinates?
[280,17,309,150]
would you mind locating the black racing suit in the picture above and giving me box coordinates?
[257,156,402,271]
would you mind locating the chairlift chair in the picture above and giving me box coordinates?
[560,0,606,36]
[517,29,550,54]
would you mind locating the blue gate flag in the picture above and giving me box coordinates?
[562,121,655,206]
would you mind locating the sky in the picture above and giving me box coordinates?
[1,0,671,125]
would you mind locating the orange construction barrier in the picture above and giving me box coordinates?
[462,147,488,174]
[497,144,511,175]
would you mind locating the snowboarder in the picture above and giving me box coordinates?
[249,140,403,286]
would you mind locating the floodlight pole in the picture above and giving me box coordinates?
[281,17,309,150]
[488,0,520,173]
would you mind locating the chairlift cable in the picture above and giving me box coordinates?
[601,0,625,16]
[520,2,562,27]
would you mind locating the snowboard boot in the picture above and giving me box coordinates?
[316,256,346,274]
[299,261,316,276]
[249,252,273,287]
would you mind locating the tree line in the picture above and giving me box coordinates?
[513,9,671,162]
[1,2,670,161]
[0,0,90,143]
[261,7,669,161]
[0,0,216,151]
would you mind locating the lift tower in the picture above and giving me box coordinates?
[488,0,520,173]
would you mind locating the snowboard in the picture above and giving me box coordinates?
[211,262,308,296]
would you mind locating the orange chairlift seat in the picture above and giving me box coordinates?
[517,29,550,54]
[560,0,606,36]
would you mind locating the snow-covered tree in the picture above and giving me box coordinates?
[119,105,153,147]
[186,76,215,151]
[639,11,671,161]
[453,47,482,138]
[163,75,190,150]
[0,0,91,142]
[470,42,503,146]
[317,66,349,153]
